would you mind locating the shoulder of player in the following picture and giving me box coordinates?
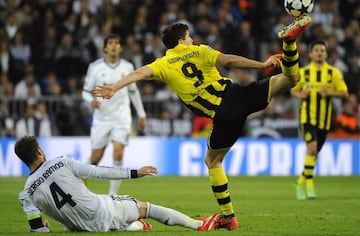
[319,62,342,75]
[119,58,133,67]
[90,58,105,66]
[198,44,218,52]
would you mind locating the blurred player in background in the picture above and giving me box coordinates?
[16,136,219,232]
[82,34,146,195]
[93,15,311,230]
[291,41,348,200]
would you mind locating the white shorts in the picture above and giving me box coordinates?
[109,195,141,231]
[91,124,130,149]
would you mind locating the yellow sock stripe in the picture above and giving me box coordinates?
[283,41,297,51]
[281,41,299,76]
[209,167,234,215]
[304,155,316,177]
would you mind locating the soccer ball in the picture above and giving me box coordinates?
[284,0,314,17]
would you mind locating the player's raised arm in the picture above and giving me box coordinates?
[216,53,282,69]
[93,65,154,99]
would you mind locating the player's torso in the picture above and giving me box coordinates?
[152,44,229,118]
[26,159,112,231]
[298,64,337,129]
[91,59,133,124]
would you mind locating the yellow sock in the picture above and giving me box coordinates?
[306,179,314,189]
[297,175,306,185]
[281,41,299,76]
[303,155,316,188]
[209,166,234,216]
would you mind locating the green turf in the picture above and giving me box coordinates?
[1,176,359,235]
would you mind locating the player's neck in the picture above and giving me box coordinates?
[29,159,45,172]
[313,61,325,69]
[105,55,120,64]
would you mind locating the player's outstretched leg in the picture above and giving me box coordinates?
[278,14,312,41]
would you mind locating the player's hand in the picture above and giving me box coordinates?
[137,166,158,177]
[137,117,146,134]
[299,90,309,100]
[318,87,330,97]
[265,54,282,68]
[91,99,100,108]
[92,85,115,99]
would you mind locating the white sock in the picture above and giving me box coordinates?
[109,160,123,195]
[146,203,202,229]
[125,221,144,231]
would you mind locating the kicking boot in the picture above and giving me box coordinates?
[278,14,312,41]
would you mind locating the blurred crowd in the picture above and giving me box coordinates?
[0,0,359,138]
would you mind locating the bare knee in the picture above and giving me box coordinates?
[113,143,125,161]
[307,142,318,156]
[205,148,229,168]
[91,149,105,165]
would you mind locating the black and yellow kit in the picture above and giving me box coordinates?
[148,44,271,149]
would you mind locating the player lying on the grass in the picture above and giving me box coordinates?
[16,136,218,232]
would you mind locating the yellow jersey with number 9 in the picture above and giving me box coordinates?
[148,44,232,118]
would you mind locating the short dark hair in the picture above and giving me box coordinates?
[162,23,189,49]
[310,40,327,51]
[14,136,39,166]
[103,34,121,49]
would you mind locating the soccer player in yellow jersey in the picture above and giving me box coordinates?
[94,15,312,229]
[291,41,348,200]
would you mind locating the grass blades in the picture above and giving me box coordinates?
[1,176,359,235]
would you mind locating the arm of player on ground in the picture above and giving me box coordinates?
[93,66,154,99]
[18,190,50,232]
[65,157,158,179]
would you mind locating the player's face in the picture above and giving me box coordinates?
[104,38,122,56]
[310,44,327,63]
[181,30,193,46]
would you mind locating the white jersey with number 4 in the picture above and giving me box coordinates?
[82,58,146,128]
[19,157,134,232]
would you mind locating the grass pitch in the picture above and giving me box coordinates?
[1,176,359,235]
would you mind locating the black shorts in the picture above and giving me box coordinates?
[209,78,270,149]
[300,123,328,152]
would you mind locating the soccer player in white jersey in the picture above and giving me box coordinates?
[82,34,146,194]
[16,136,219,232]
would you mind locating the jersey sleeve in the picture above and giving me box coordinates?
[147,59,163,79]
[291,67,306,91]
[199,44,221,66]
[19,189,49,232]
[19,189,42,217]
[128,83,146,118]
[332,68,348,92]
[82,63,96,103]
[64,157,134,179]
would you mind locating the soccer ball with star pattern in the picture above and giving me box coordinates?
[284,0,314,17]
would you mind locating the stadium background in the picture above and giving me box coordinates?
[0,0,359,176]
